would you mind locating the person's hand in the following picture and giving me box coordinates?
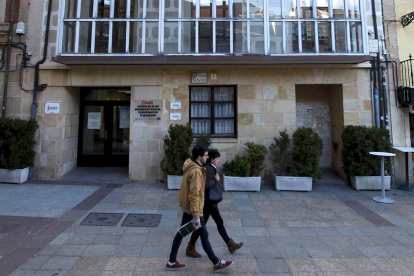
[215,173,220,181]
[193,219,200,225]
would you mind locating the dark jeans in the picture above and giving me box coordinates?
[190,203,230,244]
[169,212,219,265]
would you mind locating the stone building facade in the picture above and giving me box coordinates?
[2,0,410,184]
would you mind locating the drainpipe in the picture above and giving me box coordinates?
[31,0,52,120]
[1,0,15,118]
[370,0,381,128]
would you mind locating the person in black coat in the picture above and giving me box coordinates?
[185,149,244,257]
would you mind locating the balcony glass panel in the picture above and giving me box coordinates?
[79,22,92,53]
[233,21,248,54]
[286,21,298,53]
[334,22,347,52]
[233,0,247,18]
[80,0,94,18]
[164,22,179,54]
[318,21,331,53]
[200,0,213,18]
[65,0,78,18]
[129,22,143,53]
[145,22,159,54]
[285,0,297,19]
[317,0,329,19]
[63,22,76,53]
[216,21,230,53]
[182,0,196,18]
[301,21,315,53]
[165,0,179,18]
[347,0,360,19]
[350,21,363,53]
[301,0,313,18]
[97,0,111,18]
[199,21,213,53]
[182,22,196,53]
[250,0,264,19]
[333,0,344,19]
[146,0,160,18]
[114,0,128,18]
[268,0,282,19]
[269,21,283,54]
[250,22,264,54]
[112,22,127,53]
[131,0,144,18]
[216,0,229,18]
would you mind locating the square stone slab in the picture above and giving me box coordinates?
[121,214,162,227]
[81,213,124,226]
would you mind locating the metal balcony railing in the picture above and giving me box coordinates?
[401,54,414,87]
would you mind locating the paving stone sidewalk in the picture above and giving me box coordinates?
[3,171,414,276]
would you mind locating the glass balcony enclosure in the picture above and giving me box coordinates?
[58,0,366,55]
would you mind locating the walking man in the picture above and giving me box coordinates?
[166,145,233,273]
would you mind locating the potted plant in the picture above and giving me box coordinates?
[0,118,38,184]
[270,128,323,191]
[222,142,267,191]
[160,123,193,189]
[341,125,392,190]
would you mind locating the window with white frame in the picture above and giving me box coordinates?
[59,0,365,55]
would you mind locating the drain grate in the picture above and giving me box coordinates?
[105,184,123,188]
[81,213,124,226]
[121,213,162,227]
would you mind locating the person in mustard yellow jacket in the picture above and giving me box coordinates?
[166,145,233,273]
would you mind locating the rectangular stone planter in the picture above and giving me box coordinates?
[167,175,183,190]
[0,167,30,184]
[274,174,312,191]
[350,175,391,191]
[223,174,261,191]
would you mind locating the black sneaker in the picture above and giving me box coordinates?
[214,259,233,273]
[165,261,187,271]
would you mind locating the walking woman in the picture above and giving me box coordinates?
[186,149,244,258]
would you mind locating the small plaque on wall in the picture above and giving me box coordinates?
[191,72,208,84]
[170,102,181,110]
[45,103,60,114]
[170,113,181,121]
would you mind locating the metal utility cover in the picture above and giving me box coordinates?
[121,214,162,227]
[81,213,124,226]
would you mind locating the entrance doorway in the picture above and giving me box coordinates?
[78,88,131,167]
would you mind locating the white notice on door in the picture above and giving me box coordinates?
[88,112,101,129]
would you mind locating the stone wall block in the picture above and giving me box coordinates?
[343,99,361,112]
[283,113,297,125]
[49,127,62,140]
[273,100,296,113]
[238,71,262,84]
[264,113,283,125]
[38,166,58,179]
[130,139,147,153]
[238,85,256,99]
[211,143,238,153]
[58,115,67,127]
[228,70,242,83]
[254,114,264,125]
[47,153,59,166]
[163,71,183,85]
[238,126,256,138]
[153,127,168,139]
[238,99,266,113]
[359,112,373,126]
[6,97,22,116]
[255,126,278,140]
[343,84,359,99]
[129,166,144,180]
[172,86,190,101]
[344,112,359,125]
[357,84,371,100]
[263,86,278,100]
[147,140,160,152]
[133,86,161,101]
[363,100,372,111]
[151,153,163,166]
[39,154,48,166]
[42,140,56,153]
[238,113,254,126]
[145,166,159,181]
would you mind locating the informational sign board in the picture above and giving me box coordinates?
[170,102,181,110]
[191,72,208,84]
[134,100,162,121]
[45,103,60,114]
[170,113,181,121]
[87,112,101,129]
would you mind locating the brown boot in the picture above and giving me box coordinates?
[186,242,201,258]
[227,239,243,254]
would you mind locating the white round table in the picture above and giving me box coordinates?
[392,147,414,191]
[369,152,396,204]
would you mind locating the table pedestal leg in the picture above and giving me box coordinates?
[373,156,395,204]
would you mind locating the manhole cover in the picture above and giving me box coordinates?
[121,214,162,227]
[80,213,124,226]
[105,184,123,188]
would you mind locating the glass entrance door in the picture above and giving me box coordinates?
[78,88,130,167]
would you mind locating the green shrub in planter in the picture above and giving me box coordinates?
[0,118,39,170]
[341,125,391,176]
[245,142,268,177]
[292,127,323,180]
[269,129,292,176]
[160,123,193,175]
[269,128,323,181]
[222,155,251,177]
[223,142,267,177]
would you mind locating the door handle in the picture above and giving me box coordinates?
[105,130,107,139]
